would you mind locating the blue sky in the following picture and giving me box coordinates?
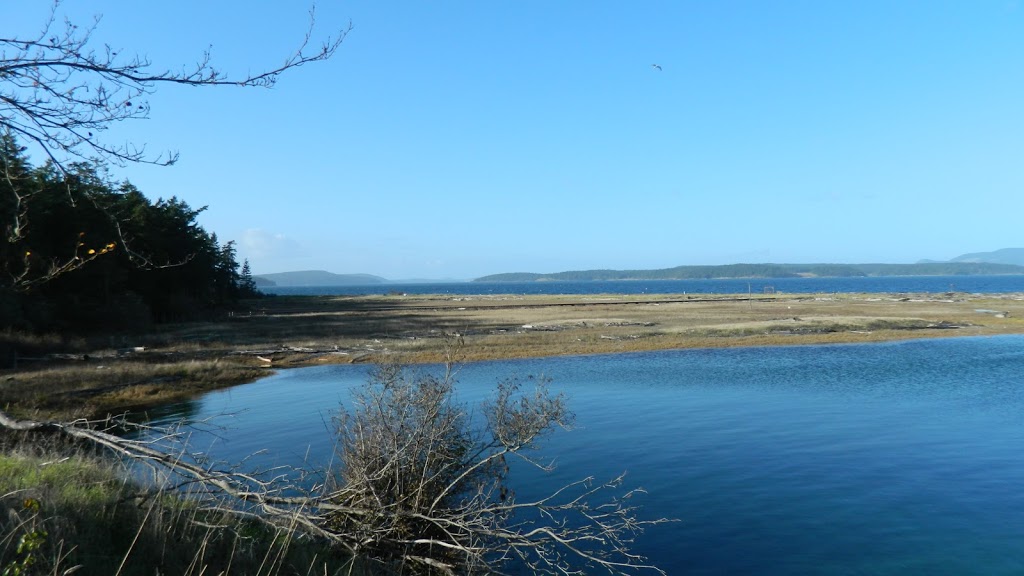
[7,1,1024,279]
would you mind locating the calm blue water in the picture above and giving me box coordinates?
[143,336,1024,574]
[264,275,1024,296]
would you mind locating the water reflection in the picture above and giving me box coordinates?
[133,336,1024,575]
[124,398,202,426]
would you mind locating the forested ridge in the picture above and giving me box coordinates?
[476,262,1024,282]
[1,133,257,333]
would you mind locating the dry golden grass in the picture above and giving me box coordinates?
[222,292,1024,363]
[5,290,1024,418]
[1,359,265,419]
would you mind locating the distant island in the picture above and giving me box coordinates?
[474,262,1024,282]
[254,249,1024,286]
[253,270,387,287]
[947,247,1024,266]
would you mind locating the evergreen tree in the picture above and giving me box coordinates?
[0,133,251,331]
[239,259,260,298]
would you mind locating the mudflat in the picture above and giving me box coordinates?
[224,291,1024,362]
[5,291,1024,418]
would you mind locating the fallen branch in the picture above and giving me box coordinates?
[0,363,672,575]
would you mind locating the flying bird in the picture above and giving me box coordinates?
[651,64,662,71]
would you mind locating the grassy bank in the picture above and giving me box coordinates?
[3,291,1024,574]
[0,359,265,420]
[0,434,350,575]
[3,291,1024,419]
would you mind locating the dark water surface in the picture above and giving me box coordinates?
[145,336,1024,574]
[264,274,1024,296]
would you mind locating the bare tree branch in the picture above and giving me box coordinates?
[0,358,672,575]
[326,359,670,574]
[0,2,348,288]
[1,1,350,170]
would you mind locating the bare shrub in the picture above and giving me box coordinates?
[328,360,668,575]
[0,349,669,574]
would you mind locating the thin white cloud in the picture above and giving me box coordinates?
[238,228,304,262]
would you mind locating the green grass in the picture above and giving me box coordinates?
[0,435,355,575]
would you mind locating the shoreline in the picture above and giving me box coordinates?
[4,291,1024,419]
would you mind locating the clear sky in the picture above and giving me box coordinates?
[7,1,1024,279]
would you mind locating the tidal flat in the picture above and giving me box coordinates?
[4,291,1024,418]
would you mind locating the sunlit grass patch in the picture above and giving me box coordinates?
[0,444,350,575]
[1,359,265,419]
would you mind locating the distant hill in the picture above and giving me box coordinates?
[251,276,276,287]
[475,262,1024,282]
[253,270,387,287]
[948,248,1024,266]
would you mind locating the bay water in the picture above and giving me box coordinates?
[263,274,1024,296]
[142,335,1024,574]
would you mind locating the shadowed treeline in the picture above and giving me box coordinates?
[0,134,258,341]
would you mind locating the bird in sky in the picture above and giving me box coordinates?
[651,64,662,71]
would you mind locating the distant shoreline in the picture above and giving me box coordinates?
[260,274,1024,297]
[7,290,1024,420]
[474,273,1024,282]
[474,263,1024,282]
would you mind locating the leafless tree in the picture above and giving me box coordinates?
[0,359,670,575]
[324,358,669,575]
[0,1,349,287]
[1,1,350,169]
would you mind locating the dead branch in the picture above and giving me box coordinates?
[0,362,671,575]
[1,3,349,288]
[1,1,350,170]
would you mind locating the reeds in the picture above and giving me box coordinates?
[0,359,265,419]
[0,433,352,575]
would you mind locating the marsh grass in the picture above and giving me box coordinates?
[0,432,352,575]
[2,292,1024,573]
[0,329,91,354]
[1,359,265,419]
[4,292,1024,418]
